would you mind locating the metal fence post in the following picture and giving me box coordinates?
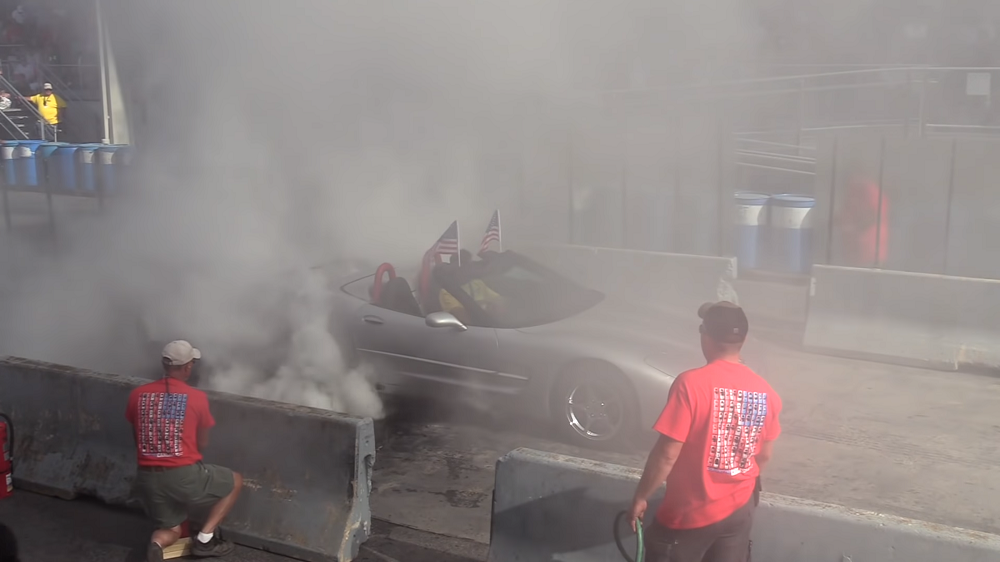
[873,135,886,268]
[905,70,912,138]
[917,71,927,138]
[796,79,805,155]
[567,130,575,245]
[824,135,839,265]
[942,138,957,275]
[620,110,628,249]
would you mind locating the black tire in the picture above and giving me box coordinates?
[551,362,639,450]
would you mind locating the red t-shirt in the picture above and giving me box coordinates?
[653,359,782,530]
[125,378,215,468]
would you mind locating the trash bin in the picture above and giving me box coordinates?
[768,194,815,274]
[53,144,80,191]
[0,140,19,187]
[96,144,124,194]
[733,192,769,271]
[76,144,100,192]
[36,142,64,190]
[13,140,43,187]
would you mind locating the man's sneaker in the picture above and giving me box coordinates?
[146,542,164,562]
[191,530,236,558]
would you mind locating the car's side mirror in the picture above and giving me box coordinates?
[425,312,468,331]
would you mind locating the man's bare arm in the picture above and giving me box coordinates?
[634,435,684,502]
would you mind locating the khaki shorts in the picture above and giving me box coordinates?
[132,462,235,529]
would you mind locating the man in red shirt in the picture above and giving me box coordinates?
[628,302,782,562]
[126,340,243,561]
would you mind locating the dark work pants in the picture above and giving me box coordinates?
[644,496,756,562]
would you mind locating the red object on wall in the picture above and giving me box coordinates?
[836,178,889,267]
[0,415,13,500]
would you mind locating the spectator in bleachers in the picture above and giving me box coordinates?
[0,89,11,111]
[23,81,64,140]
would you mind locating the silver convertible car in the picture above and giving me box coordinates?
[330,249,708,447]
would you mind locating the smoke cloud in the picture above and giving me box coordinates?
[11,0,966,417]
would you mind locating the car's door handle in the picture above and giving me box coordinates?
[363,315,385,325]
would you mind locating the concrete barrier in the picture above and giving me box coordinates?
[515,243,739,313]
[0,356,375,562]
[803,265,1000,370]
[489,448,1000,562]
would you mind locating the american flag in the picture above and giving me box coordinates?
[419,220,461,300]
[479,210,502,255]
[426,220,460,261]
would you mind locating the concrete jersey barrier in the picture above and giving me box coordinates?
[489,448,1000,562]
[515,243,739,314]
[0,356,375,562]
[803,265,1000,370]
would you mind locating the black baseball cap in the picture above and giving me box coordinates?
[698,301,749,343]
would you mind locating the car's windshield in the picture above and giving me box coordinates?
[472,252,604,328]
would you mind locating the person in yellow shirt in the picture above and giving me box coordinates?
[439,278,503,324]
[25,83,66,141]
[437,250,504,324]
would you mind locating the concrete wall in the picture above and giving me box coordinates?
[0,356,375,561]
[519,98,728,257]
[489,448,1000,562]
[813,134,1000,281]
[803,264,1000,370]
[515,242,739,315]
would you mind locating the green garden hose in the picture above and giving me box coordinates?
[613,510,644,562]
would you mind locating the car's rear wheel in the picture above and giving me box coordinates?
[552,362,638,449]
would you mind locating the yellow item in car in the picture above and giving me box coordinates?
[439,279,501,317]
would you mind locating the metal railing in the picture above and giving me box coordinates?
[0,73,57,140]
[36,62,96,104]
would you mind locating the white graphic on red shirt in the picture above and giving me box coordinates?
[138,392,187,458]
[708,387,768,475]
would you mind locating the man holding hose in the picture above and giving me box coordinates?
[628,302,782,562]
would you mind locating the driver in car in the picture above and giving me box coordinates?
[439,250,504,324]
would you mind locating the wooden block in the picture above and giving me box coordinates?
[163,537,192,560]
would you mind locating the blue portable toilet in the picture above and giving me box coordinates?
[36,142,64,190]
[96,144,124,195]
[768,194,816,274]
[0,140,19,187]
[733,192,769,271]
[53,144,80,191]
[76,144,100,192]
[13,140,43,187]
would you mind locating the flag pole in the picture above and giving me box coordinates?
[456,221,461,266]
[496,210,502,252]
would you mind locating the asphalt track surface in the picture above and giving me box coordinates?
[7,333,1000,561]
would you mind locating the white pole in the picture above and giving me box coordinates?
[96,0,110,144]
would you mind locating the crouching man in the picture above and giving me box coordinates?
[126,340,243,561]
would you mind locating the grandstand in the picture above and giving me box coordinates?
[0,0,100,142]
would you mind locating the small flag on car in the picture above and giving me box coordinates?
[479,210,501,255]
[419,220,461,301]
[426,220,460,263]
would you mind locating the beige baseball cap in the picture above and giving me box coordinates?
[161,340,201,366]
[42,83,52,90]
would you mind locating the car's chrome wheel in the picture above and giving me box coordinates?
[564,380,625,442]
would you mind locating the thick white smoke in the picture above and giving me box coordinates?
[0,0,779,420]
